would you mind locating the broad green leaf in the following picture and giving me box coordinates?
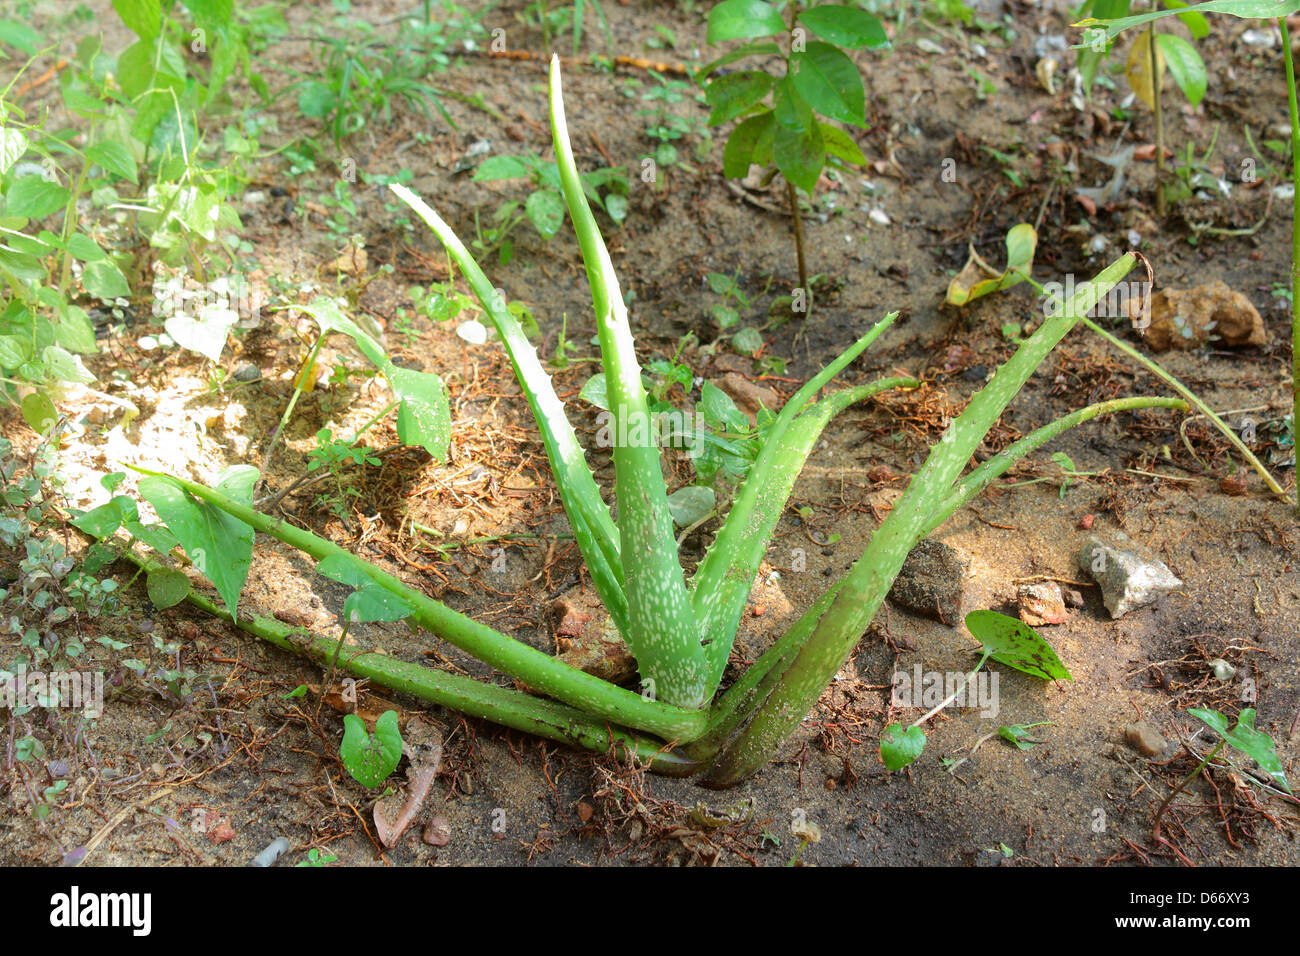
[82,260,131,300]
[818,123,867,166]
[1156,34,1206,107]
[66,233,107,261]
[343,583,415,624]
[945,223,1037,306]
[705,71,775,126]
[138,465,257,615]
[1188,708,1291,795]
[387,365,451,460]
[0,335,30,370]
[798,5,890,49]
[965,610,1073,681]
[579,372,609,409]
[880,722,925,770]
[700,380,749,431]
[165,305,238,363]
[792,42,865,127]
[293,297,387,368]
[340,711,403,788]
[296,81,335,119]
[525,188,565,238]
[146,567,191,609]
[72,496,138,539]
[316,553,372,589]
[112,0,162,39]
[185,0,233,29]
[732,326,764,356]
[722,110,775,178]
[20,391,56,434]
[5,177,71,219]
[0,20,41,55]
[666,485,716,527]
[774,119,825,194]
[0,128,28,177]
[42,346,95,385]
[472,155,533,181]
[1161,0,1211,37]
[123,519,179,556]
[0,248,44,281]
[86,141,139,184]
[707,0,788,43]
[54,305,98,355]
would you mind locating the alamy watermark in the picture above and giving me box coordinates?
[892,664,1000,718]
[1039,276,1152,330]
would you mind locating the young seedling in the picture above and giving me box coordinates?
[881,611,1072,771]
[699,1,890,312]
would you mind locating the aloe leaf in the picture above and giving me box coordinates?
[549,57,708,708]
[389,183,629,638]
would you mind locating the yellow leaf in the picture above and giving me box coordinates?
[1125,32,1166,111]
[293,354,320,391]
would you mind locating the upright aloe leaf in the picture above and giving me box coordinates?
[548,57,708,708]
[390,184,629,639]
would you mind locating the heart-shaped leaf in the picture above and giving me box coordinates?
[138,465,256,614]
[880,722,925,771]
[340,710,403,788]
[146,567,191,609]
[1189,707,1291,795]
[387,365,450,460]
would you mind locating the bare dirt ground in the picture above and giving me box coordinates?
[2,0,1298,866]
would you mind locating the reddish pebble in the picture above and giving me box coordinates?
[1220,474,1248,497]
[1078,514,1095,530]
[576,802,594,823]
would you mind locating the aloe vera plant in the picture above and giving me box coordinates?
[113,59,1188,785]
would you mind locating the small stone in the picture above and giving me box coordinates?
[1143,280,1267,351]
[576,802,594,823]
[1077,535,1183,619]
[422,816,451,847]
[1219,473,1248,497]
[232,363,261,383]
[1122,722,1169,758]
[1018,582,1069,626]
[888,538,967,625]
[1078,513,1095,530]
[550,588,638,686]
[1062,588,1085,608]
[1209,658,1235,681]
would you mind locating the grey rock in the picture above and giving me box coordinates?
[889,538,967,625]
[232,363,262,383]
[1077,535,1182,618]
[1122,722,1169,758]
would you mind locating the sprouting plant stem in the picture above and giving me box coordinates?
[1280,15,1300,513]
[263,333,325,478]
[1148,15,1166,218]
[1152,739,1225,833]
[316,618,353,719]
[1077,315,1285,497]
[910,652,991,729]
[787,179,809,311]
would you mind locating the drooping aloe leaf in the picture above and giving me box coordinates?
[138,465,256,614]
[965,610,1073,681]
[1078,0,1300,40]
